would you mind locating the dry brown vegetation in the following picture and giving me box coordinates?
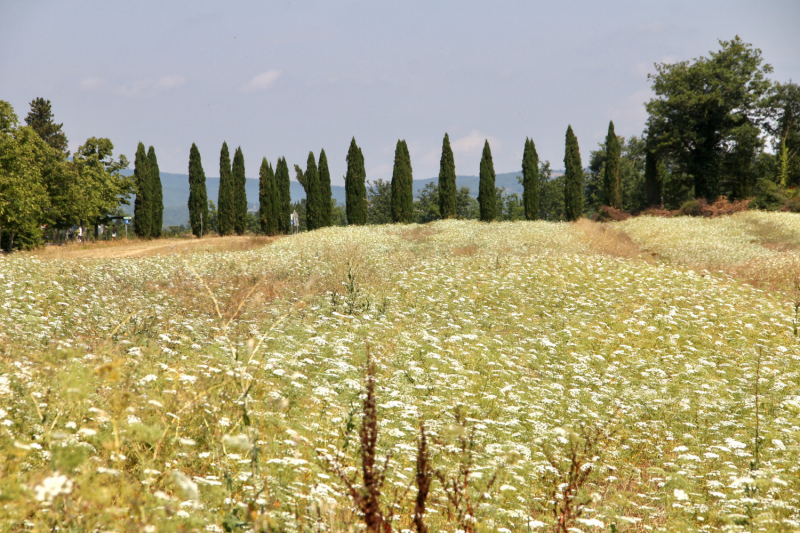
[23,235,279,260]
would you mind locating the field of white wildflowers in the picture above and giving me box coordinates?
[2,215,800,532]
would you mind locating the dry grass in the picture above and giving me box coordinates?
[24,235,280,260]
[573,218,649,261]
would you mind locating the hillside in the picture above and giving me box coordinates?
[3,213,800,530]
[120,170,533,226]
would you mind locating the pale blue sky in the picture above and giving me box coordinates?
[2,1,798,184]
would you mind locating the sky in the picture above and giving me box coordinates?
[2,1,799,185]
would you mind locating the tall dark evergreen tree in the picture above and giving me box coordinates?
[276,157,291,234]
[133,142,152,238]
[603,121,622,209]
[259,158,278,235]
[232,147,247,235]
[522,138,539,220]
[25,97,68,154]
[188,143,209,238]
[477,140,496,222]
[217,142,234,236]
[318,149,332,228]
[391,140,414,223]
[147,146,163,238]
[438,133,457,218]
[564,125,584,221]
[304,151,321,231]
[345,137,367,225]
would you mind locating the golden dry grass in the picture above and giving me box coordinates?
[23,235,280,260]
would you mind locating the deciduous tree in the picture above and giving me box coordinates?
[646,37,773,201]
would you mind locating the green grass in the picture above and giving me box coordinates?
[1,216,800,532]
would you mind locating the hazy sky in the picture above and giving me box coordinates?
[2,1,799,185]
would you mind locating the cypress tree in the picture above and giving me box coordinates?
[564,125,584,221]
[133,142,151,238]
[232,147,247,235]
[400,140,414,222]
[522,138,539,220]
[188,143,209,238]
[305,151,321,231]
[645,137,662,206]
[438,133,457,218]
[604,121,622,209]
[276,157,291,233]
[259,158,278,235]
[345,137,367,225]
[217,142,234,236]
[477,140,496,222]
[318,149,332,228]
[147,146,163,238]
[391,140,405,223]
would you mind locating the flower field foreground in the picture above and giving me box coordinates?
[1,218,800,532]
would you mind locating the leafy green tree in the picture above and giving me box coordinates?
[415,182,440,223]
[766,82,800,187]
[457,187,479,219]
[522,138,539,220]
[345,137,367,225]
[133,142,152,238]
[276,157,291,234]
[603,121,621,208]
[646,37,774,201]
[644,136,662,207]
[232,147,247,235]
[438,133,457,218]
[477,140,496,221]
[0,102,52,251]
[318,149,333,227]
[496,189,524,221]
[564,126,584,221]
[24,97,68,154]
[188,143,209,238]
[71,138,132,231]
[304,152,322,231]
[391,140,414,223]
[259,158,278,235]
[331,199,347,226]
[368,179,393,224]
[538,161,565,221]
[587,135,647,213]
[147,146,162,237]
[217,142,234,236]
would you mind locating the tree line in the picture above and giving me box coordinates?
[3,37,799,249]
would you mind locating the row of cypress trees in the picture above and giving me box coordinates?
[180,124,616,238]
[258,157,292,235]
[133,142,163,238]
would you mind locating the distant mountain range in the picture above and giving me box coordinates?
[120,170,563,227]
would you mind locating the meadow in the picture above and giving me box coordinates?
[2,213,800,532]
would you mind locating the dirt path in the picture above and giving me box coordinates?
[26,235,280,260]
